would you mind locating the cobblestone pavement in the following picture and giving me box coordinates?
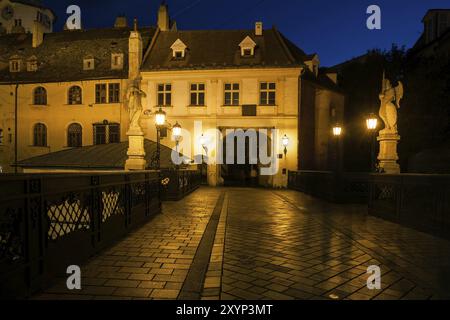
[34,187,450,300]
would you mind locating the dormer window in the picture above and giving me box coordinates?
[170,39,187,59]
[83,55,95,70]
[27,56,38,72]
[111,53,124,70]
[9,56,22,72]
[239,36,256,57]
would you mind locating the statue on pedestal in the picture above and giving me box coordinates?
[126,78,146,133]
[376,72,403,174]
[379,73,403,134]
[125,78,147,170]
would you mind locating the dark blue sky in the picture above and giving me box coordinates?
[43,0,449,66]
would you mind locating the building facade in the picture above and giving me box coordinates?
[0,3,344,188]
[0,0,55,34]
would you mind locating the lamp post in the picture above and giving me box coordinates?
[366,113,378,172]
[282,134,289,157]
[332,124,342,173]
[154,107,166,172]
[199,134,207,184]
[172,121,182,169]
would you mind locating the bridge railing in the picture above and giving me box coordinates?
[161,169,202,201]
[0,171,161,299]
[287,170,369,203]
[368,173,450,239]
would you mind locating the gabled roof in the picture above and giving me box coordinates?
[0,27,156,84]
[17,139,185,170]
[142,27,307,71]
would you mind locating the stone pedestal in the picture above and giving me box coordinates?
[377,132,400,174]
[125,128,146,171]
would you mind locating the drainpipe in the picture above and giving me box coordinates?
[14,84,18,173]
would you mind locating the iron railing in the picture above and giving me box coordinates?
[288,170,369,203]
[161,169,202,201]
[0,171,161,299]
[368,174,450,239]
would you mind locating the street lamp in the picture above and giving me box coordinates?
[172,121,182,169]
[199,134,207,184]
[332,124,342,174]
[154,108,166,171]
[366,113,378,172]
[282,134,289,157]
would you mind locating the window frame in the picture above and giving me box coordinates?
[259,82,276,106]
[157,83,172,106]
[33,123,47,147]
[33,86,47,105]
[95,83,120,104]
[190,83,206,106]
[223,82,240,106]
[67,123,82,148]
[68,86,83,105]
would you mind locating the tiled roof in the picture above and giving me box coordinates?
[0,27,156,84]
[142,27,307,71]
[17,139,186,170]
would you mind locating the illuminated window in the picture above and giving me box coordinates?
[33,123,47,147]
[67,123,82,147]
[224,83,240,106]
[33,87,47,105]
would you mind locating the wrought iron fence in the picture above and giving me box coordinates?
[368,174,450,239]
[161,169,202,201]
[287,170,369,203]
[0,171,161,299]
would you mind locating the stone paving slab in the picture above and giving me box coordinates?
[33,187,450,300]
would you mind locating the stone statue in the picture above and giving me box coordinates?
[126,78,146,131]
[378,73,403,134]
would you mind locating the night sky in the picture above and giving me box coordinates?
[43,0,449,67]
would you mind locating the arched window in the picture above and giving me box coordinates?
[33,123,47,147]
[68,86,82,105]
[67,123,82,147]
[33,87,47,105]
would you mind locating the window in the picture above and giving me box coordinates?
[14,19,22,27]
[108,83,120,103]
[111,53,124,70]
[224,83,240,106]
[95,83,120,104]
[33,87,47,105]
[9,58,21,72]
[0,128,3,144]
[243,49,252,57]
[190,83,205,106]
[157,84,172,106]
[93,123,120,145]
[68,86,82,105]
[33,123,47,147]
[93,124,106,145]
[67,123,82,147]
[109,124,120,143]
[170,39,187,59]
[83,56,95,70]
[260,82,276,105]
[95,84,107,103]
[27,57,38,72]
[239,36,256,57]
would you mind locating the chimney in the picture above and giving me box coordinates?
[32,21,44,48]
[157,2,170,31]
[114,15,128,28]
[255,22,263,36]
[129,18,143,80]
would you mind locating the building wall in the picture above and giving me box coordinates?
[0,79,129,172]
[0,0,54,33]
[140,68,301,187]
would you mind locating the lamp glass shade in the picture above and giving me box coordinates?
[155,108,166,126]
[366,115,378,130]
[172,122,182,138]
[282,135,289,147]
[332,126,342,136]
[199,134,207,147]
